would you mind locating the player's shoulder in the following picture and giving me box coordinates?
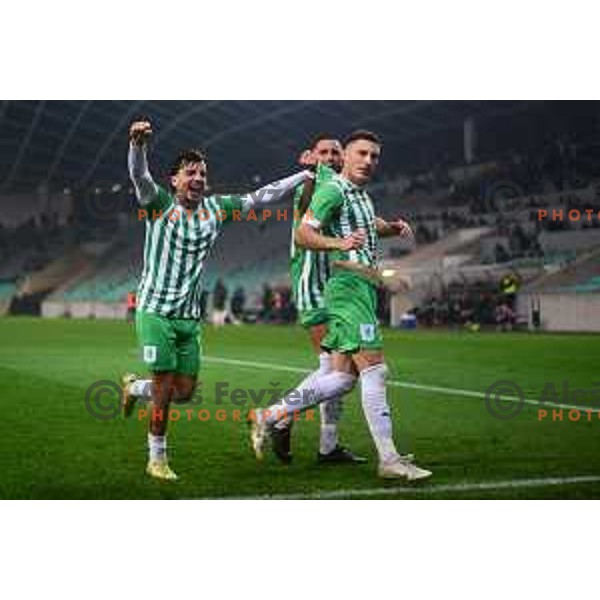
[204,194,220,210]
[205,193,238,212]
[154,183,172,200]
[361,187,375,203]
[315,163,337,183]
[314,174,345,198]
[143,184,174,215]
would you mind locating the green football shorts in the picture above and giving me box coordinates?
[135,310,201,376]
[298,307,329,329]
[321,271,383,354]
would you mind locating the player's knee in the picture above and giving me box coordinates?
[331,370,357,394]
[360,363,387,385]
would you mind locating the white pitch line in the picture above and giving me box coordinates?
[204,356,307,376]
[222,475,600,500]
[204,356,597,414]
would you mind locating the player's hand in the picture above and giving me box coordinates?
[389,218,414,239]
[129,120,153,146]
[298,149,316,167]
[338,228,366,251]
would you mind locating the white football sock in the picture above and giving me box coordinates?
[360,364,399,463]
[319,413,339,454]
[263,369,355,427]
[318,353,342,454]
[130,379,152,398]
[318,352,333,372]
[147,433,167,462]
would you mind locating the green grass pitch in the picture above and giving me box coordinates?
[1,317,599,499]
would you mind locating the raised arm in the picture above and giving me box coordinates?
[128,120,159,206]
[239,170,313,212]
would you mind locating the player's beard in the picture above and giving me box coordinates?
[329,161,343,174]
[323,159,343,174]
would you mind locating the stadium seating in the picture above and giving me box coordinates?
[0,281,15,298]
[51,235,142,304]
[523,247,600,294]
[2,132,598,324]
[19,251,91,296]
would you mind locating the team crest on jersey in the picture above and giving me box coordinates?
[143,345,158,364]
[360,323,376,342]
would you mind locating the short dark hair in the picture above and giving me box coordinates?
[343,129,382,148]
[308,133,340,150]
[169,149,207,178]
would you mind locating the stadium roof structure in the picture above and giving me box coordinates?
[0,100,557,194]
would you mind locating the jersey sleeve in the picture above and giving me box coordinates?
[315,163,336,183]
[303,181,343,229]
[141,185,173,216]
[213,194,244,224]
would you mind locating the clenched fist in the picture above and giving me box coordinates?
[129,120,153,146]
[298,149,316,167]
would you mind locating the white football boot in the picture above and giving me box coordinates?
[378,456,432,481]
[250,410,270,460]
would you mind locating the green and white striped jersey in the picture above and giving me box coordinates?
[305,173,379,269]
[290,217,332,312]
[137,186,240,320]
[290,165,335,312]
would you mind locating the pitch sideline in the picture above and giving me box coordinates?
[204,355,594,413]
[221,475,600,499]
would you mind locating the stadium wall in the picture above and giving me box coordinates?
[42,301,126,320]
[518,292,600,332]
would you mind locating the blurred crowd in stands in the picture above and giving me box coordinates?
[413,272,521,331]
[2,130,600,324]
[0,212,73,281]
[206,279,297,325]
[392,136,600,263]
